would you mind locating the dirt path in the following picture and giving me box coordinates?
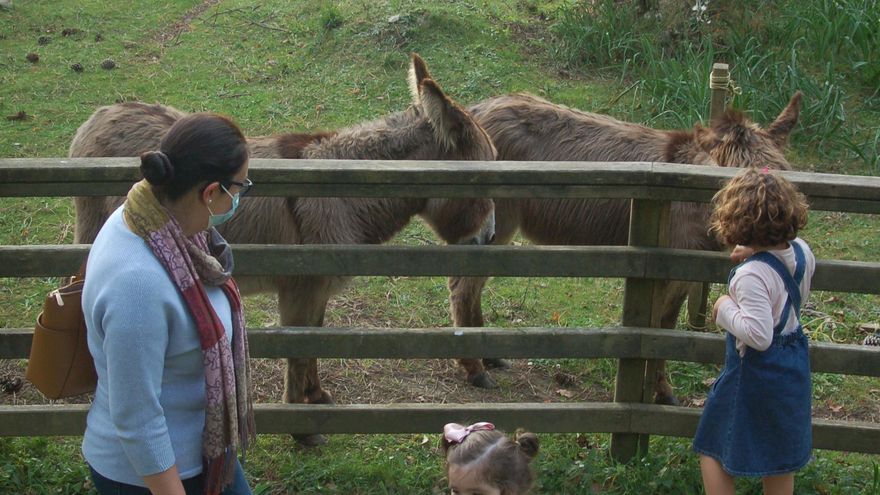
[151,0,222,46]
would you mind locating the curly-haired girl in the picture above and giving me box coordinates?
[692,166,815,495]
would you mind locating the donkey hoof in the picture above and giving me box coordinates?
[654,393,680,406]
[482,358,510,370]
[293,433,328,447]
[309,390,334,405]
[468,371,498,389]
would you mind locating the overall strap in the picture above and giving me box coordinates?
[754,242,806,303]
[727,257,796,333]
[727,241,806,335]
[748,252,802,312]
[748,241,806,333]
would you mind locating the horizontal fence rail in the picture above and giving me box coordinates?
[1,158,880,212]
[1,158,877,461]
[2,245,879,294]
[1,402,877,454]
[2,327,879,377]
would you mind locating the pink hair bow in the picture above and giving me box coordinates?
[443,422,495,444]
[761,166,770,174]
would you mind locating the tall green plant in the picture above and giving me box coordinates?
[550,0,879,172]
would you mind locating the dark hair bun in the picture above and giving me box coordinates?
[514,429,539,461]
[140,150,174,185]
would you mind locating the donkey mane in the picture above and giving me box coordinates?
[663,129,705,164]
[275,132,338,158]
[469,92,712,166]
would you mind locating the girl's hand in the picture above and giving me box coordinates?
[729,245,754,263]
[712,295,731,322]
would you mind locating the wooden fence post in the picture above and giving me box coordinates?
[610,198,670,461]
[708,62,730,121]
[686,62,730,331]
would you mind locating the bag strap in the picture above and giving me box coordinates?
[71,259,87,283]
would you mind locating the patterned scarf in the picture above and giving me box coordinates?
[123,179,256,495]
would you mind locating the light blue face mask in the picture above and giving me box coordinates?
[207,185,240,227]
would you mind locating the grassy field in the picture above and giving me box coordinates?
[1,0,879,493]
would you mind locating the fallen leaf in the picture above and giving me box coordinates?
[556,389,574,398]
[554,371,578,387]
[691,397,706,407]
[1,376,23,394]
[575,433,593,449]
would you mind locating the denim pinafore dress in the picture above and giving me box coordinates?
[692,242,812,476]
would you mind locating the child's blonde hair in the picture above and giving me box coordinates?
[710,167,808,247]
[442,424,539,494]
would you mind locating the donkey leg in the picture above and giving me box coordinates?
[283,360,331,447]
[303,305,333,406]
[449,275,499,388]
[283,357,311,405]
[278,282,333,446]
[448,211,520,387]
[652,281,690,406]
[304,357,333,404]
[652,361,678,406]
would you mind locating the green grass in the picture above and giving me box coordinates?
[1,0,879,493]
[551,0,880,174]
[3,434,878,494]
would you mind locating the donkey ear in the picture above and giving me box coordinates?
[408,53,432,104]
[766,91,802,148]
[419,78,469,151]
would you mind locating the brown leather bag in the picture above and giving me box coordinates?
[26,264,97,399]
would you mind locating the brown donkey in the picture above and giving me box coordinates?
[448,91,802,402]
[70,55,497,442]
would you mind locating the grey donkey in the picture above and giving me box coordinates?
[69,54,498,445]
[445,89,802,400]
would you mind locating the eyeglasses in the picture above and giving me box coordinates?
[223,177,253,197]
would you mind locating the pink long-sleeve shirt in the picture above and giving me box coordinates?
[715,238,815,355]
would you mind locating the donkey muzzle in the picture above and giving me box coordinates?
[457,211,496,246]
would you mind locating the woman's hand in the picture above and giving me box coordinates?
[729,245,754,263]
[712,295,731,323]
[144,465,186,495]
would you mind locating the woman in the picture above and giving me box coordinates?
[82,113,256,495]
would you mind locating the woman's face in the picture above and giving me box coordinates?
[205,160,250,214]
[448,464,501,495]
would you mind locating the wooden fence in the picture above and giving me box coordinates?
[0,157,878,463]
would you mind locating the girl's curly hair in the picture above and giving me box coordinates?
[710,167,808,247]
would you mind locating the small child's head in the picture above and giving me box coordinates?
[441,422,539,495]
[710,166,808,248]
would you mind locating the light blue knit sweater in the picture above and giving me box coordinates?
[82,207,232,487]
